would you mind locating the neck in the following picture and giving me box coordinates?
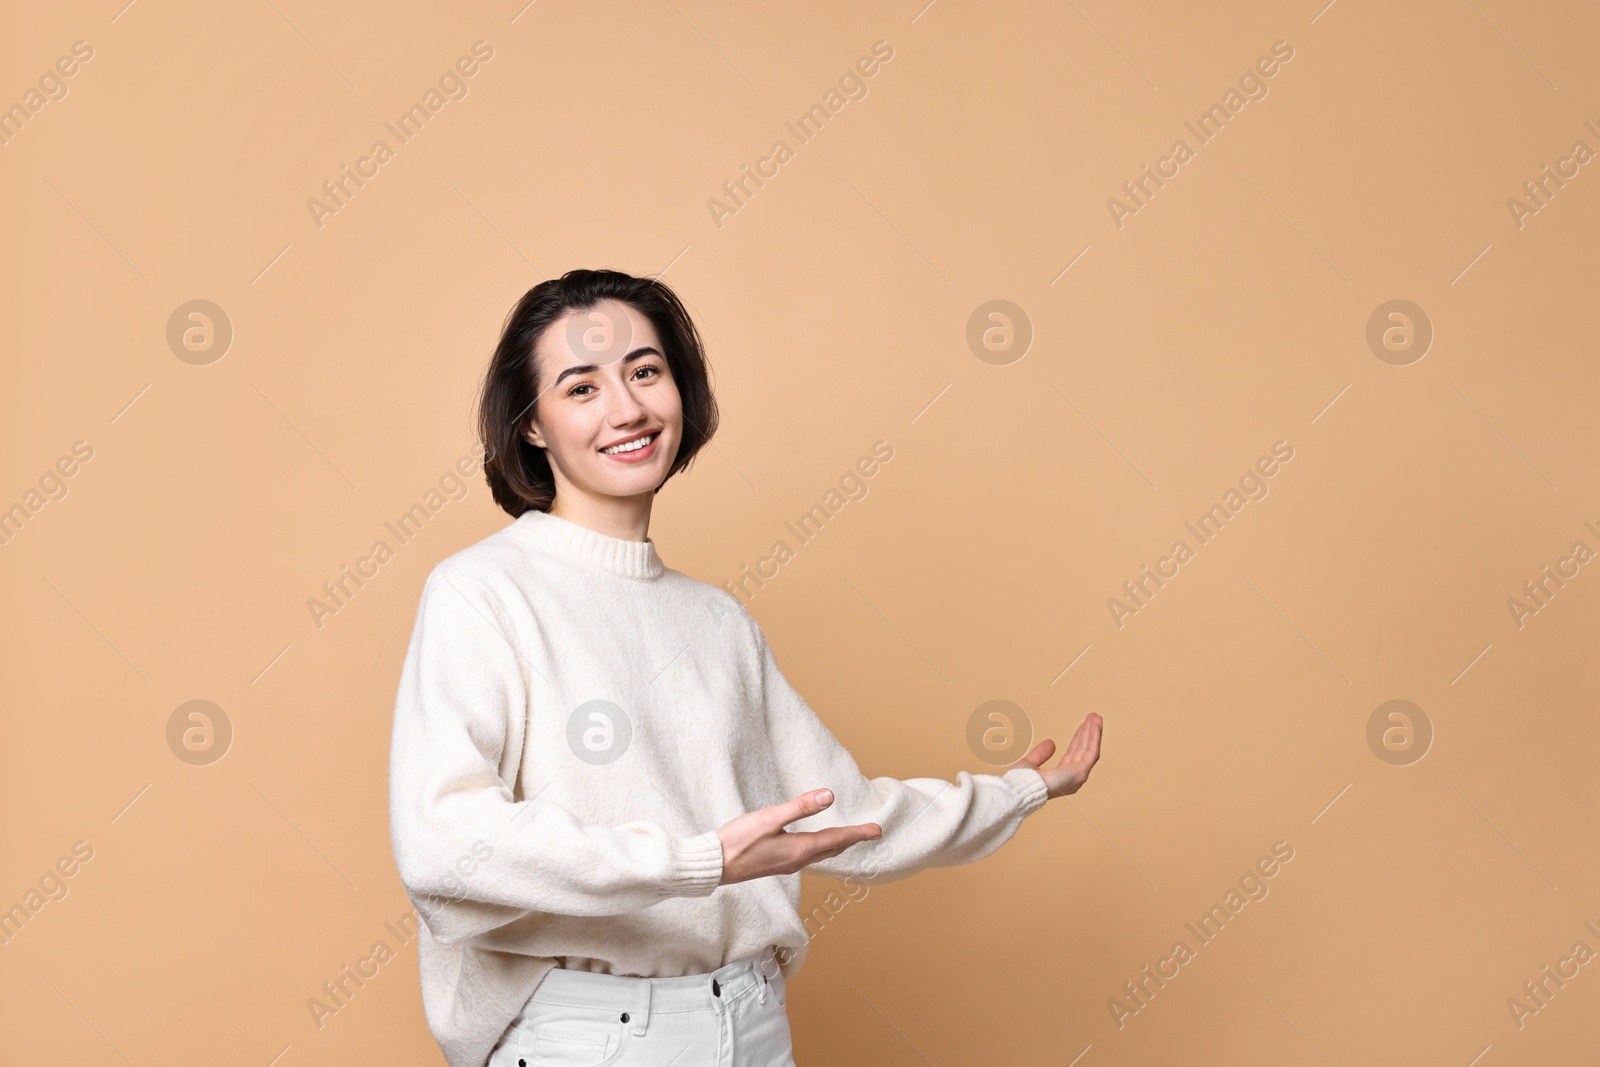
[549,491,654,543]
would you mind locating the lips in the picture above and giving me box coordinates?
[599,428,657,450]
[599,431,659,458]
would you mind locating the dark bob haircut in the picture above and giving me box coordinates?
[478,269,719,518]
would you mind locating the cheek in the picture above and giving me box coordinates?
[655,383,685,422]
[546,410,597,456]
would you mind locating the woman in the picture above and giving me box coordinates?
[388,269,1104,1067]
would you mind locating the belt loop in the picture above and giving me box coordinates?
[630,979,651,1036]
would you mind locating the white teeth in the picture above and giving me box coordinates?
[601,433,655,455]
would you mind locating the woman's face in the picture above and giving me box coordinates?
[524,299,683,505]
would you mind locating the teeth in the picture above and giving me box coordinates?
[601,433,655,455]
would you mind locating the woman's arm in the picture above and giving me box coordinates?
[388,569,724,946]
[748,618,1071,885]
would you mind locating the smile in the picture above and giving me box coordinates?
[600,432,658,456]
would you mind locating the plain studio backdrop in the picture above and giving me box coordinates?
[1,1,1596,1064]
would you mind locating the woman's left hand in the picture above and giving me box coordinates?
[1010,712,1103,799]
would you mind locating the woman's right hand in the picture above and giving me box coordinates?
[715,788,882,886]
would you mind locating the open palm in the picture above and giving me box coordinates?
[1010,712,1103,799]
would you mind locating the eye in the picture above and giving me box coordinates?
[564,363,663,398]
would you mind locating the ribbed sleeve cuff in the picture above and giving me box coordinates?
[1002,767,1051,817]
[665,830,724,897]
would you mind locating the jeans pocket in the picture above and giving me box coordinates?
[525,1015,625,1067]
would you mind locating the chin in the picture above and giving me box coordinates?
[594,468,663,493]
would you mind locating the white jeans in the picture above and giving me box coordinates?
[488,949,796,1067]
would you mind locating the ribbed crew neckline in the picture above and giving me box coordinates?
[507,508,665,581]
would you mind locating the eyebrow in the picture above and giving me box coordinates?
[551,346,663,389]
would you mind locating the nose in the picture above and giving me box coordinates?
[606,378,648,423]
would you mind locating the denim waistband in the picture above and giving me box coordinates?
[525,949,781,1036]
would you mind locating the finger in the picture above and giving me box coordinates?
[1013,738,1055,769]
[1061,714,1100,764]
[773,788,836,830]
[1082,715,1103,760]
[1062,720,1089,762]
[1054,726,1079,765]
[800,823,882,857]
[795,822,880,847]
[1060,720,1103,774]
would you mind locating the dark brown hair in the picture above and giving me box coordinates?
[478,269,720,517]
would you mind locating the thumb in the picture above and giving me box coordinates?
[779,788,834,828]
[1011,739,1055,770]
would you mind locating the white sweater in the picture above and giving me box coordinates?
[387,508,1051,1067]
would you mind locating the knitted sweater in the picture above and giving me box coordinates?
[387,508,1052,1067]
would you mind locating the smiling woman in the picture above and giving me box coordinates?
[390,268,1102,1067]
[475,270,720,529]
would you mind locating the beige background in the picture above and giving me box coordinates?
[3,0,1597,1063]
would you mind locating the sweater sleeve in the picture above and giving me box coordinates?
[749,619,1050,885]
[388,568,724,945]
